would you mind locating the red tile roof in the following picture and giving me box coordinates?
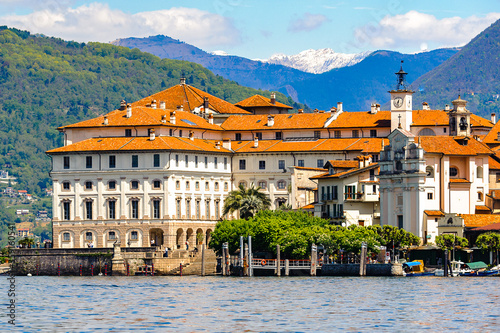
[449,178,471,183]
[221,113,331,130]
[133,84,250,115]
[326,160,359,168]
[416,136,492,156]
[424,210,445,217]
[310,163,378,180]
[47,136,232,154]
[475,205,491,213]
[460,214,500,228]
[235,95,292,109]
[471,222,500,231]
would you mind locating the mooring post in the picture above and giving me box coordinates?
[201,244,206,277]
[359,242,367,276]
[79,264,82,276]
[91,264,94,276]
[444,249,449,277]
[222,242,228,276]
[244,243,249,276]
[240,236,244,276]
[180,263,183,276]
[285,259,289,276]
[126,263,130,276]
[151,263,154,276]
[248,236,253,277]
[310,244,317,276]
[57,262,61,276]
[276,245,281,276]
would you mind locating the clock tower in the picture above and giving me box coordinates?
[390,61,414,132]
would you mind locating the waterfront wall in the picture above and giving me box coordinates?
[322,263,397,276]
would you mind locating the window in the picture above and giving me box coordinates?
[179,130,183,137]
[131,231,138,240]
[396,161,403,171]
[235,133,242,141]
[370,130,377,138]
[176,199,181,218]
[239,159,246,170]
[85,232,93,241]
[125,129,132,137]
[276,132,282,140]
[63,156,70,169]
[496,173,500,183]
[444,127,447,133]
[131,199,139,219]
[196,200,201,219]
[153,180,161,189]
[298,160,304,167]
[205,182,209,190]
[206,200,210,218]
[169,129,173,136]
[108,181,116,190]
[397,195,404,206]
[195,156,199,168]
[477,166,483,179]
[109,155,116,168]
[185,155,188,167]
[85,181,92,190]
[186,199,191,218]
[427,192,433,200]
[131,180,139,189]
[108,200,116,219]
[398,215,404,229]
[352,130,359,138]
[205,156,208,168]
[62,182,70,190]
[450,167,458,177]
[224,157,227,170]
[85,201,93,220]
[214,157,218,169]
[259,161,266,170]
[154,154,160,167]
[317,159,324,168]
[334,130,341,138]
[132,155,138,168]
[175,155,179,167]
[239,181,246,188]
[63,232,70,241]
[153,199,160,219]
[370,169,375,181]
[345,185,356,200]
[186,181,190,190]
[277,180,286,190]
[224,182,228,191]
[215,201,220,220]
[258,181,267,189]
[372,154,379,162]
[109,231,116,240]
[255,132,262,140]
[215,182,219,191]
[478,192,484,201]
[195,181,200,190]
[426,166,434,178]
[278,160,285,170]
[86,156,92,169]
[63,201,70,220]
[314,131,320,139]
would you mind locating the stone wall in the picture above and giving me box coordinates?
[321,263,394,276]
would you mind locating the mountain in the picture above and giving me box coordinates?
[411,19,500,118]
[111,35,315,90]
[264,49,371,74]
[279,48,460,111]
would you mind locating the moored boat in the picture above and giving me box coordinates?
[459,262,500,276]
[403,260,435,277]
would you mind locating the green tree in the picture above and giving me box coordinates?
[475,232,500,265]
[222,184,271,219]
[18,237,35,248]
[435,234,468,251]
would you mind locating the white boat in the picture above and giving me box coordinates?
[434,260,471,277]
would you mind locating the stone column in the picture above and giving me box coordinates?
[111,241,126,276]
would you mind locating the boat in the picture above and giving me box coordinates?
[459,262,500,276]
[403,260,435,276]
[434,260,469,277]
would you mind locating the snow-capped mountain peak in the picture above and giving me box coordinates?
[264,48,371,74]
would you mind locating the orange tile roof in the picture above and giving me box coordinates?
[424,210,444,217]
[488,189,500,199]
[60,107,222,131]
[327,111,391,128]
[132,84,250,115]
[416,136,492,156]
[470,114,494,128]
[411,110,449,126]
[310,163,378,180]
[294,166,327,171]
[489,155,500,170]
[47,137,232,154]
[472,222,500,231]
[300,203,316,210]
[483,120,500,145]
[475,205,491,213]
[326,160,359,168]
[235,95,292,109]
[449,178,471,183]
[460,214,500,228]
[221,113,331,130]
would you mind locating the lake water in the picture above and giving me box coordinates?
[3,275,500,332]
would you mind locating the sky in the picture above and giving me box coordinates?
[1,0,499,59]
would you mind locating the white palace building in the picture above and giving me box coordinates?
[47,67,499,249]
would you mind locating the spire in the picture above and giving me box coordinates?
[395,60,408,90]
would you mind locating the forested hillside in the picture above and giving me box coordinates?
[0,27,301,197]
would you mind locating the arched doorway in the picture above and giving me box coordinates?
[149,228,164,247]
[176,228,184,249]
[186,228,194,250]
[205,229,212,245]
[196,228,204,247]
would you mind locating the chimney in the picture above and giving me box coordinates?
[161,115,167,123]
[492,113,496,124]
[189,131,194,141]
[370,103,377,114]
[103,115,108,125]
[180,77,186,85]
[151,100,157,109]
[222,138,231,150]
[376,104,380,112]
[270,92,276,105]
[314,108,319,113]
[365,155,372,168]
[330,107,336,113]
[445,104,450,111]
[356,156,364,168]
[253,137,259,148]
[208,113,214,125]
[267,115,274,127]
[337,102,343,113]
[203,97,209,110]
[298,109,303,114]
[170,111,176,125]
[159,101,166,110]
[126,104,132,118]
[120,100,127,110]
[422,102,430,110]
[149,128,155,141]
[215,141,221,149]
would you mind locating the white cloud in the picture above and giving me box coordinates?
[288,13,329,33]
[0,3,241,48]
[355,11,500,49]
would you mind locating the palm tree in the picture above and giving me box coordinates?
[223,184,271,219]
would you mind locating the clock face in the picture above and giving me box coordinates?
[393,97,403,108]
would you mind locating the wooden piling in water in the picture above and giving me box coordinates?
[310,244,317,276]
[359,242,367,276]
[276,245,281,276]
[201,244,206,276]
[285,259,289,276]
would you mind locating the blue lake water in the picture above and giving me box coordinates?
[3,275,500,332]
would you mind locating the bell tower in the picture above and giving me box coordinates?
[448,95,471,137]
[390,61,414,132]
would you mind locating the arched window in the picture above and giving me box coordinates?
[477,166,483,179]
[450,166,458,178]
[395,161,403,171]
[426,166,434,178]
[418,128,436,136]
[238,181,247,188]
[258,181,267,190]
[277,180,286,190]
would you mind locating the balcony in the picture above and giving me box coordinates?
[344,192,363,201]
[321,194,338,202]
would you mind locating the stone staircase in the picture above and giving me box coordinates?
[170,249,218,276]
